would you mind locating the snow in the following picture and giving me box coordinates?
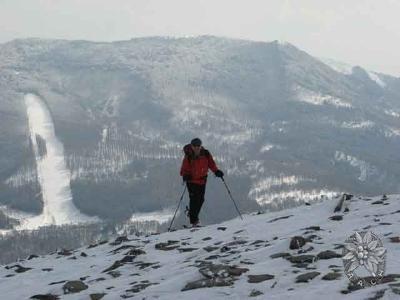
[1,194,399,299]
[367,71,386,88]
[130,209,174,224]
[319,57,354,75]
[21,94,98,230]
[294,86,352,108]
[334,151,377,182]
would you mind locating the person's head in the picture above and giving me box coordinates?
[190,138,202,155]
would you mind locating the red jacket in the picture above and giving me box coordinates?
[180,145,219,185]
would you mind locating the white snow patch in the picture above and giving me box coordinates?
[21,94,98,230]
[130,209,174,224]
[294,86,352,108]
[384,109,400,118]
[341,120,375,129]
[334,151,377,182]
[367,71,386,88]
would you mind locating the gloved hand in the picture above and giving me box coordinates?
[183,174,192,182]
[214,170,224,178]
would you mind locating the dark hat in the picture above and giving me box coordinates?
[190,138,202,146]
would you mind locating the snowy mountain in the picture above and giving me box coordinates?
[0,36,399,230]
[0,193,399,299]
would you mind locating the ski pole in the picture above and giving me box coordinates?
[168,184,187,231]
[221,177,243,220]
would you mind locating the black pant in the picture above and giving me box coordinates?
[187,182,206,224]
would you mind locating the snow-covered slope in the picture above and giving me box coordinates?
[1,194,399,299]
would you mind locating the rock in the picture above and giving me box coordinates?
[102,261,124,273]
[303,226,321,231]
[298,246,314,254]
[30,294,59,300]
[321,272,342,280]
[372,200,384,205]
[217,227,227,231]
[13,265,32,273]
[109,236,129,246]
[268,215,293,223]
[199,264,249,279]
[329,215,343,221]
[49,280,66,285]
[202,237,212,241]
[62,280,88,294]
[249,289,264,297]
[295,272,320,283]
[125,248,146,256]
[42,268,53,272]
[247,274,275,283]
[390,236,400,243]
[317,250,342,260]
[27,255,39,260]
[57,249,72,256]
[80,252,88,257]
[178,248,198,253]
[203,246,219,252]
[181,278,234,291]
[125,283,153,293]
[110,245,136,254]
[270,252,291,259]
[90,293,106,300]
[155,240,180,251]
[290,236,307,249]
[287,255,317,264]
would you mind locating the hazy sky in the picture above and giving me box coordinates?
[1,0,399,76]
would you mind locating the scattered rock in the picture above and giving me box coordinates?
[49,280,66,285]
[90,293,106,300]
[290,236,307,249]
[80,252,88,257]
[30,294,59,300]
[217,227,227,231]
[303,226,321,231]
[268,215,293,223]
[199,264,249,279]
[329,215,343,221]
[109,236,130,246]
[317,250,342,260]
[287,255,317,264]
[12,265,32,273]
[203,246,219,252]
[321,272,342,280]
[202,237,212,241]
[178,248,198,253]
[295,272,320,283]
[371,200,384,205]
[27,255,39,260]
[270,252,291,259]
[181,278,233,291]
[249,289,264,297]
[57,249,72,256]
[42,268,53,272]
[248,274,275,283]
[102,261,124,273]
[155,240,180,251]
[62,280,88,294]
[297,246,314,254]
[389,237,400,243]
[125,248,146,256]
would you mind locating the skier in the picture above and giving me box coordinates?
[180,138,224,227]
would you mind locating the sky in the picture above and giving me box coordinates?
[1,0,399,76]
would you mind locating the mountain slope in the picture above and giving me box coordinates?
[1,193,399,299]
[0,36,399,229]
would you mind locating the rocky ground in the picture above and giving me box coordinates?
[0,194,399,299]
